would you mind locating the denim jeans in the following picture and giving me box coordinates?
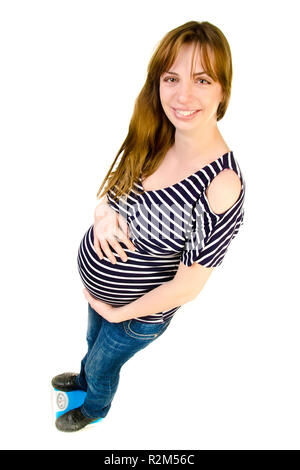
[76,304,172,419]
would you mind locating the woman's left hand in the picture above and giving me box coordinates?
[82,288,120,323]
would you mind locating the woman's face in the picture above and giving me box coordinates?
[159,43,223,131]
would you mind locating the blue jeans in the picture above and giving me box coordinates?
[76,304,172,419]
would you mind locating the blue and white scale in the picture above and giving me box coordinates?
[52,388,102,424]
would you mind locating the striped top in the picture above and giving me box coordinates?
[77,151,246,323]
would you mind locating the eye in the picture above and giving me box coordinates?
[197,78,211,85]
[163,77,177,83]
[163,77,211,85]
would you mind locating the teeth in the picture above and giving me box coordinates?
[176,109,197,116]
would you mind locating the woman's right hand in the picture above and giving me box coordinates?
[93,197,136,264]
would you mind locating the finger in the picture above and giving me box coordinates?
[83,288,93,303]
[114,229,135,256]
[83,289,99,314]
[83,288,89,297]
[119,233,136,252]
[93,231,104,260]
[102,235,129,263]
[117,216,136,252]
[98,238,117,264]
[117,213,130,236]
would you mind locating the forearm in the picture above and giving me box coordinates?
[114,280,194,322]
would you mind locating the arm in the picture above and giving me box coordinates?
[84,171,239,323]
[114,261,214,322]
[113,170,241,322]
[83,260,215,323]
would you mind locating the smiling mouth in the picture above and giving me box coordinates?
[172,108,201,119]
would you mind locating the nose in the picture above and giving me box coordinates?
[175,80,196,105]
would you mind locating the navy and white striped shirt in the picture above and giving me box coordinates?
[77,151,245,323]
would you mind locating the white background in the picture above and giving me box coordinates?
[1,0,299,450]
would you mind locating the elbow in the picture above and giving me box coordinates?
[180,292,199,306]
[185,290,201,302]
[171,280,200,304]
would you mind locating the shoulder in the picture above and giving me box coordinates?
[206,169,242,215]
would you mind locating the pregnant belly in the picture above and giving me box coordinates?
[77,225,179,306]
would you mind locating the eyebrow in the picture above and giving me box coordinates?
[165,71,210,77]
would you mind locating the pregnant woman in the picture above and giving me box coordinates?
[52,20,246,432]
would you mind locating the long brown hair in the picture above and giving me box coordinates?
[96,20,233,203]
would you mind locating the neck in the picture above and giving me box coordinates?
[172,123,228,164]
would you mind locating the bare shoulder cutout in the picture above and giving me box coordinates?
[205,169,242,215]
